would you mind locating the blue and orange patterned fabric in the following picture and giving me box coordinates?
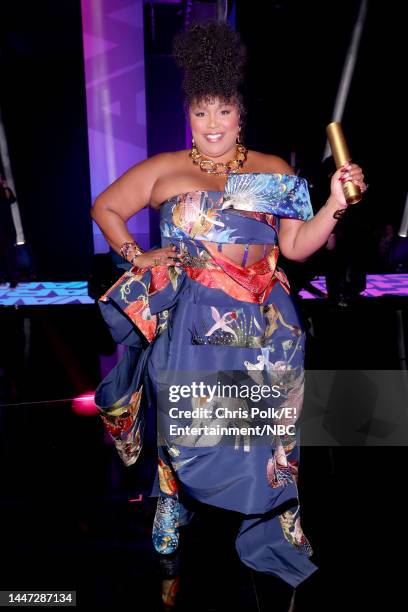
[95,172,318,588]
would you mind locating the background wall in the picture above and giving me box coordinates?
[0,0,93,280]
[81,0,149,255]
[1,0,406,279]
[236,0,406,228]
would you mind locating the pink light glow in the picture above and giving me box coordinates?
[72,392,99,416]
[129,494,143,503]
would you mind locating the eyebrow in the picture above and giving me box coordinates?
[192,103,234,110]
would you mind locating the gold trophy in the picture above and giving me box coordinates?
[326,122,362,205]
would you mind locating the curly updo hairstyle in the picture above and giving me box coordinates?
[172,21,247,126]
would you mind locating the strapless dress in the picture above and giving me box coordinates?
[95,172,318,587]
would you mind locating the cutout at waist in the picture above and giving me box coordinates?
[203,241,275,268]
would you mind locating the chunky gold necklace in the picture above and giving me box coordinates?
[190,142,247,176]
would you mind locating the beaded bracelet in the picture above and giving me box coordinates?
[120,240,144,262]
[130,253,143,266]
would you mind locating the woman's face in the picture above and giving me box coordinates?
[189,97,240,161]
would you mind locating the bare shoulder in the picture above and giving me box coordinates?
[127,150,177,174]
[246,150,295,175]
[93,150,184,219]
[137,149,190,176]
[118,149,183,174]
[106,150,183,194]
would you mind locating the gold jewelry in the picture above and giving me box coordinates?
[130,253,142,266]
[190,142,247,176]
[120,240,144,262]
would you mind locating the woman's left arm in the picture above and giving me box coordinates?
[278,162,367,262]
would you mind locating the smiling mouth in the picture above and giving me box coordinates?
[205,133,224,142]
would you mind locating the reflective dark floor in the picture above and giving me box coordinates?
[1,428,404,611]
[1,298,407,610]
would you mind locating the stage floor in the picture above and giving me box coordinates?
[1,276,407,610]
[1,274,408,306]
[0,281,94,306]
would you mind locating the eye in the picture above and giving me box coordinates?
[194,111,205,117]
[221,110,231,115]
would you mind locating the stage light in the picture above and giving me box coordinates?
[72,392,99,416]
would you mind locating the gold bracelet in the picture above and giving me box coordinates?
[130,253,143,267]
[120,240,144,262]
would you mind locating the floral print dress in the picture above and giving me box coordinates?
[95,173,318,588]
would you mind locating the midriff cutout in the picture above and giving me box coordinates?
[203,241,275,267]
[213,210,277,266]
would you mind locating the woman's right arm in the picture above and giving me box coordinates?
[91,153,168,253]
[90,153,181,267]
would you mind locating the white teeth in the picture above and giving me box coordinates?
[205,133,223,142]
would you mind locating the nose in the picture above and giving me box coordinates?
[207,113,218,129]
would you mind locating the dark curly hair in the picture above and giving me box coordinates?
[172,21,247,124]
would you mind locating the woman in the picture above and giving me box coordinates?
[91,22,366,610]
